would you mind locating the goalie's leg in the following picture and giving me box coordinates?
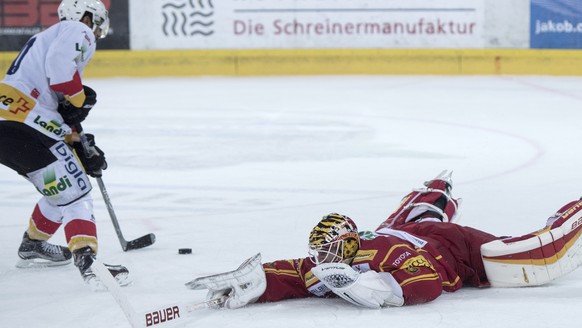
[481,200,582,287]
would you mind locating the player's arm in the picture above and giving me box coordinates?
[258,258,315,302]
[357,242,444,306]
[46,23,95,106]
[388,262,444,305]
[375,244,444,305]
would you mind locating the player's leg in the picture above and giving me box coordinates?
[0,122,73,267]
[17,198,72,267]
[377,170,462,230]
[22,136,129,286]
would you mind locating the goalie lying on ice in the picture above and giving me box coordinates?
[188,171,582,309]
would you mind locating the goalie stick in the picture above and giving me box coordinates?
[91,259,224,328]
[140,296,226,327]
[75,123,156,251]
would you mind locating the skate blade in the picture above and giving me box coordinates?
[85,275,106,292]
[85,272,132,291]
[15,258,72,269]
[114,272,132,287]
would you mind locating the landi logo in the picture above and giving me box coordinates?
[161,0,214,36]
[33,115,65,136]
[0,0,111,32]
[40,169,72,197]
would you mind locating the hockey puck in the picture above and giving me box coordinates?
[178,248,192,255]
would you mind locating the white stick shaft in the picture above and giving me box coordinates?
[93,259,222,327]
[92,260,141,328]
[139,297,225,327]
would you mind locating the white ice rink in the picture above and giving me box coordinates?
[1,75,582,327]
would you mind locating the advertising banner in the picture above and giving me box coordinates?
[131,0,485,50]
[0,0,130,51]
[531,0,582,49]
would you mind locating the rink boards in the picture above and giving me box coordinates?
[2,48,582,78]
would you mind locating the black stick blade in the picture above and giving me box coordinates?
[123,233,156,251]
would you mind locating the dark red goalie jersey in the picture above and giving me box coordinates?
[257,222,498,305]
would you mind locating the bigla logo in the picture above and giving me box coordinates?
[40,169,72,197]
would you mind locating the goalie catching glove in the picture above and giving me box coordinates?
[58,85,97,126]
[311,263,404,309]
[185,253,266,309]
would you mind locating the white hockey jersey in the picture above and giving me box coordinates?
[0,20,96,140]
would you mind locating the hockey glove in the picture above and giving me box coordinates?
[58,85,97,126]
[72,133,107,178]
[311,263,404,309]
[185,253,266,309]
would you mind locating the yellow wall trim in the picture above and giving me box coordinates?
[2,49,582,77]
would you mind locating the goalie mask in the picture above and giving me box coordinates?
[308,213,360,265]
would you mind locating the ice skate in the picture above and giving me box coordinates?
[16,232,72,268]
[423,169,454,191]
[74,247,131,290]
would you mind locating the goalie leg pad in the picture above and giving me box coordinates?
[377,170,462,230]
[481,201,582,287]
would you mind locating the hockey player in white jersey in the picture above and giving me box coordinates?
[0,0,128,288]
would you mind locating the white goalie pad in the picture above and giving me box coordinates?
[185,253,266,309]
[311,263,404,308]
[481,205,582,287]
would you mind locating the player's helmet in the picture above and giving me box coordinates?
[308,213,360,265]
[58,0,110,39]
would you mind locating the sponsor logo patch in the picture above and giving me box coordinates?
[33,115,66,137]
[402,255,434,274]
[39,169,72,196]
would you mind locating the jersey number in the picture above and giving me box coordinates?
[7,37,37,75]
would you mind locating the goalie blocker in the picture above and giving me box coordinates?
[481,200,582,287]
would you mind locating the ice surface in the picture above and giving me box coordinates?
[1,75,581,327]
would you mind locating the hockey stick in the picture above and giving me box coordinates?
[75,123,156,251]
[92,258,224,328]
[92,259,224,328]
[139,296,226,327]
[95,176,156,251]
[91,259,141,328]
